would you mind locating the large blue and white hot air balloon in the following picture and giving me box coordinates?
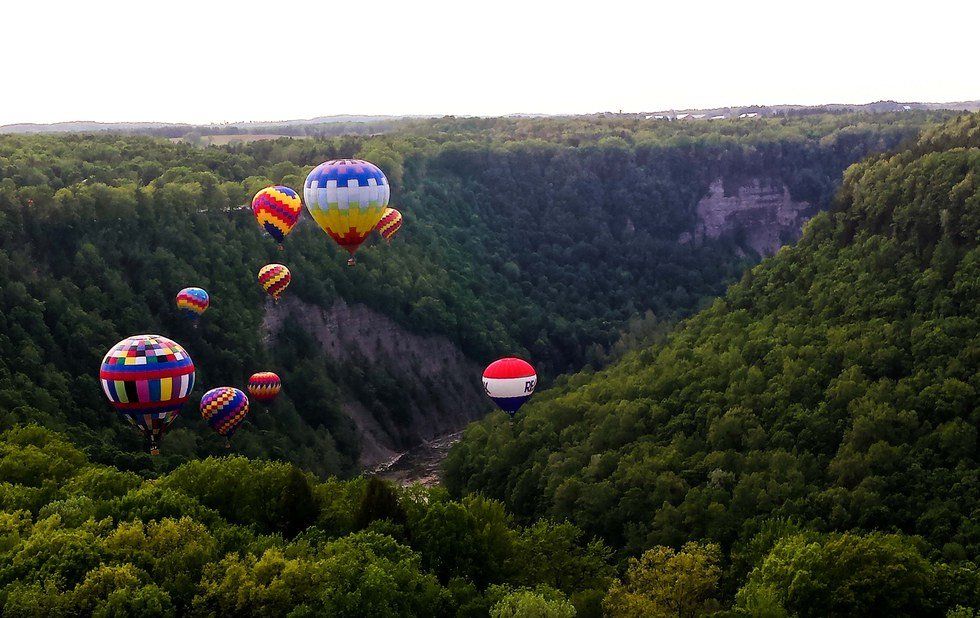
[304,159,390,265]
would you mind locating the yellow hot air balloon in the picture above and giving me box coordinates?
[304,159,390,265]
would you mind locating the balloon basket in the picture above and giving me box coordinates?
[277,244,284,252]
[347,256,356,267]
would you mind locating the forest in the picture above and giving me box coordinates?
[0,112,938,474]
[445,113,980,614]
[0,110,977,615]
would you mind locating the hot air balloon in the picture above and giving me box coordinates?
[247,371,281,404]
[482,357,537,417]
[175,287,209,322]
[304,159,390,265]
[252,186,302,249]
[376,207,402,243]
[99,334,196,454]
[200,387,249,447]
[258,263,290,303]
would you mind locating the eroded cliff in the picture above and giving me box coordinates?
[678,178,813,255]
[262,296,488,468]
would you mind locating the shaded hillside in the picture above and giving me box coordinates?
[0,114,942,475]
[445,113,980,567]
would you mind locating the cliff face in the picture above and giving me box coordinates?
[262,297,488,468]
[678,178,813,256]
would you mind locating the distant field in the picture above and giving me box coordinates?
[170,133,303,145]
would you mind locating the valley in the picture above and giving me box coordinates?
[0,110,976,615]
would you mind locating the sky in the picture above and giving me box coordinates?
[3,0,979,125]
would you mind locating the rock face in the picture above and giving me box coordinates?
[262,297,488,468]
[681,178,812,256]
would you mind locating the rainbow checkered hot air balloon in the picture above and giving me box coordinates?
[375,207,402,243]
[304,159,390,265]
[258,263,290,303]
[252,186,302,249]
[247,372,281,404]
[99,334,196,454]
[200,387,249,447]
[175,287,209,322]
[482,357,537,418]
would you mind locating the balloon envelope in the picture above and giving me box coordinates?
[258,263,290,301]
[252,186,302,245]
[304,159,390,257]
[176,287,209,320]
[200,387,250,439]
[247,372,281,403]
[376,207,403,242]
[99,334,196,454]
[482,357,537,416]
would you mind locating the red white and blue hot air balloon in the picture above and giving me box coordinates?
[482,357,537,417]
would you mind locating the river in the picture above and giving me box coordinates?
[371,431,463,486]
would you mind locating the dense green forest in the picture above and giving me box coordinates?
[1,111,979,614]
[3,424,977,616]
[445,113,980,613]
[0,113,940,474]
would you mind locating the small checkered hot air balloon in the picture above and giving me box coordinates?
[375,207,402,243]
[304,159,390,265]
[482,357,537,418]
[247,372,281,405]
[200,387,249,447]
[175,287,209,323]
[252,186,302,249]
[99,334,196,455]
[258,263,290,303]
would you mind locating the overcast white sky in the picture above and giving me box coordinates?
[3,0,979,125]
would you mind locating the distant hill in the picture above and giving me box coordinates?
[0,115,421,135]
[641,99,980,120]
[6,100,978,136]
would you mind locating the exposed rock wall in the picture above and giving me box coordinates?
[679,178,812,256]
[262,296,488,468]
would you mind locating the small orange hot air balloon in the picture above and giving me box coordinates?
[258,264,290,303]
[376,207,402,243]
[247,372,281,404]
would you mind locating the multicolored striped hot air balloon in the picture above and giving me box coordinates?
[258,263,290,303]
[482,357,537,417]
[99,334,196,454]
[304,159,390,265]
[175,287,209,322]
[252,186,302,249]
[247,372,281,404]
[375,207,402,243]
[200,387,249,447]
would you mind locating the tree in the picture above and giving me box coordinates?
[490,587,576,618]
[735,532,938,617]
[603,542,721,618]
[355,476,407,531]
